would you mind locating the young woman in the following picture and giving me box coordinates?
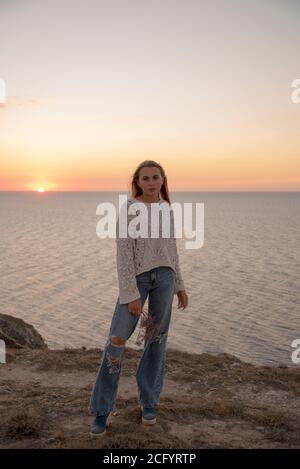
[88,160,188,436]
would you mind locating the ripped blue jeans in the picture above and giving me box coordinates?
[88,266,175,417]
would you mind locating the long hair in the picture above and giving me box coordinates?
[129,160,171,204]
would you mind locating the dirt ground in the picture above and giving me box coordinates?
[1,346,300,449]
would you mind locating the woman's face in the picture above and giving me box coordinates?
[137,166,164,198]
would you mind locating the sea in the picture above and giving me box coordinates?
[1,191,299,367]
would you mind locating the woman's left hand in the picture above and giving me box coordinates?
[176,290,188,310]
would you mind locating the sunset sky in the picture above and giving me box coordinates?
[0,0,299,191]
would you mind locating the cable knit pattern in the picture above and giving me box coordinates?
[116,197,185,304]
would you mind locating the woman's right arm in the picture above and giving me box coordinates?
[116,208,142,314]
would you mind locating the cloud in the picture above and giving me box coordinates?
[0,97,47,110]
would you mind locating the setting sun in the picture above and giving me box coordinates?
[37,187,45,192]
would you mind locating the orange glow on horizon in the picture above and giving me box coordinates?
[1,1,300,193]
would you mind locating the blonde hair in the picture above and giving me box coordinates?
[130,160,171,204]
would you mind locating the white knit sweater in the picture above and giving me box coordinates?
[116,197,185,304]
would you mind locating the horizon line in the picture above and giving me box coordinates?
[0,190,299,193]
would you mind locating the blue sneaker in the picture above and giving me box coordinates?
[89,413,111,437]
[140,405,157,425]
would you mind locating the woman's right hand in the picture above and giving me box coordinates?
[128,298,142,316]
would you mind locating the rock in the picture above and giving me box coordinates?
[0,313,48,349]
[0,384,13,394]
[231,362,241,368]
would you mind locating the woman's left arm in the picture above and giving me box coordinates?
[170,209,188,310]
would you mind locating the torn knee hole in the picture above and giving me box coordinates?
[110,336,126,347]
[106,352,121,373]
[110,356,120,368]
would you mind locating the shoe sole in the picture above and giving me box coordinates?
[142,416,156,425]
[89,429,106,437]
[89,414,112,437]
[140,405,157,425]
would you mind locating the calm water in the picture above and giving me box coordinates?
[1,191,299,366]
